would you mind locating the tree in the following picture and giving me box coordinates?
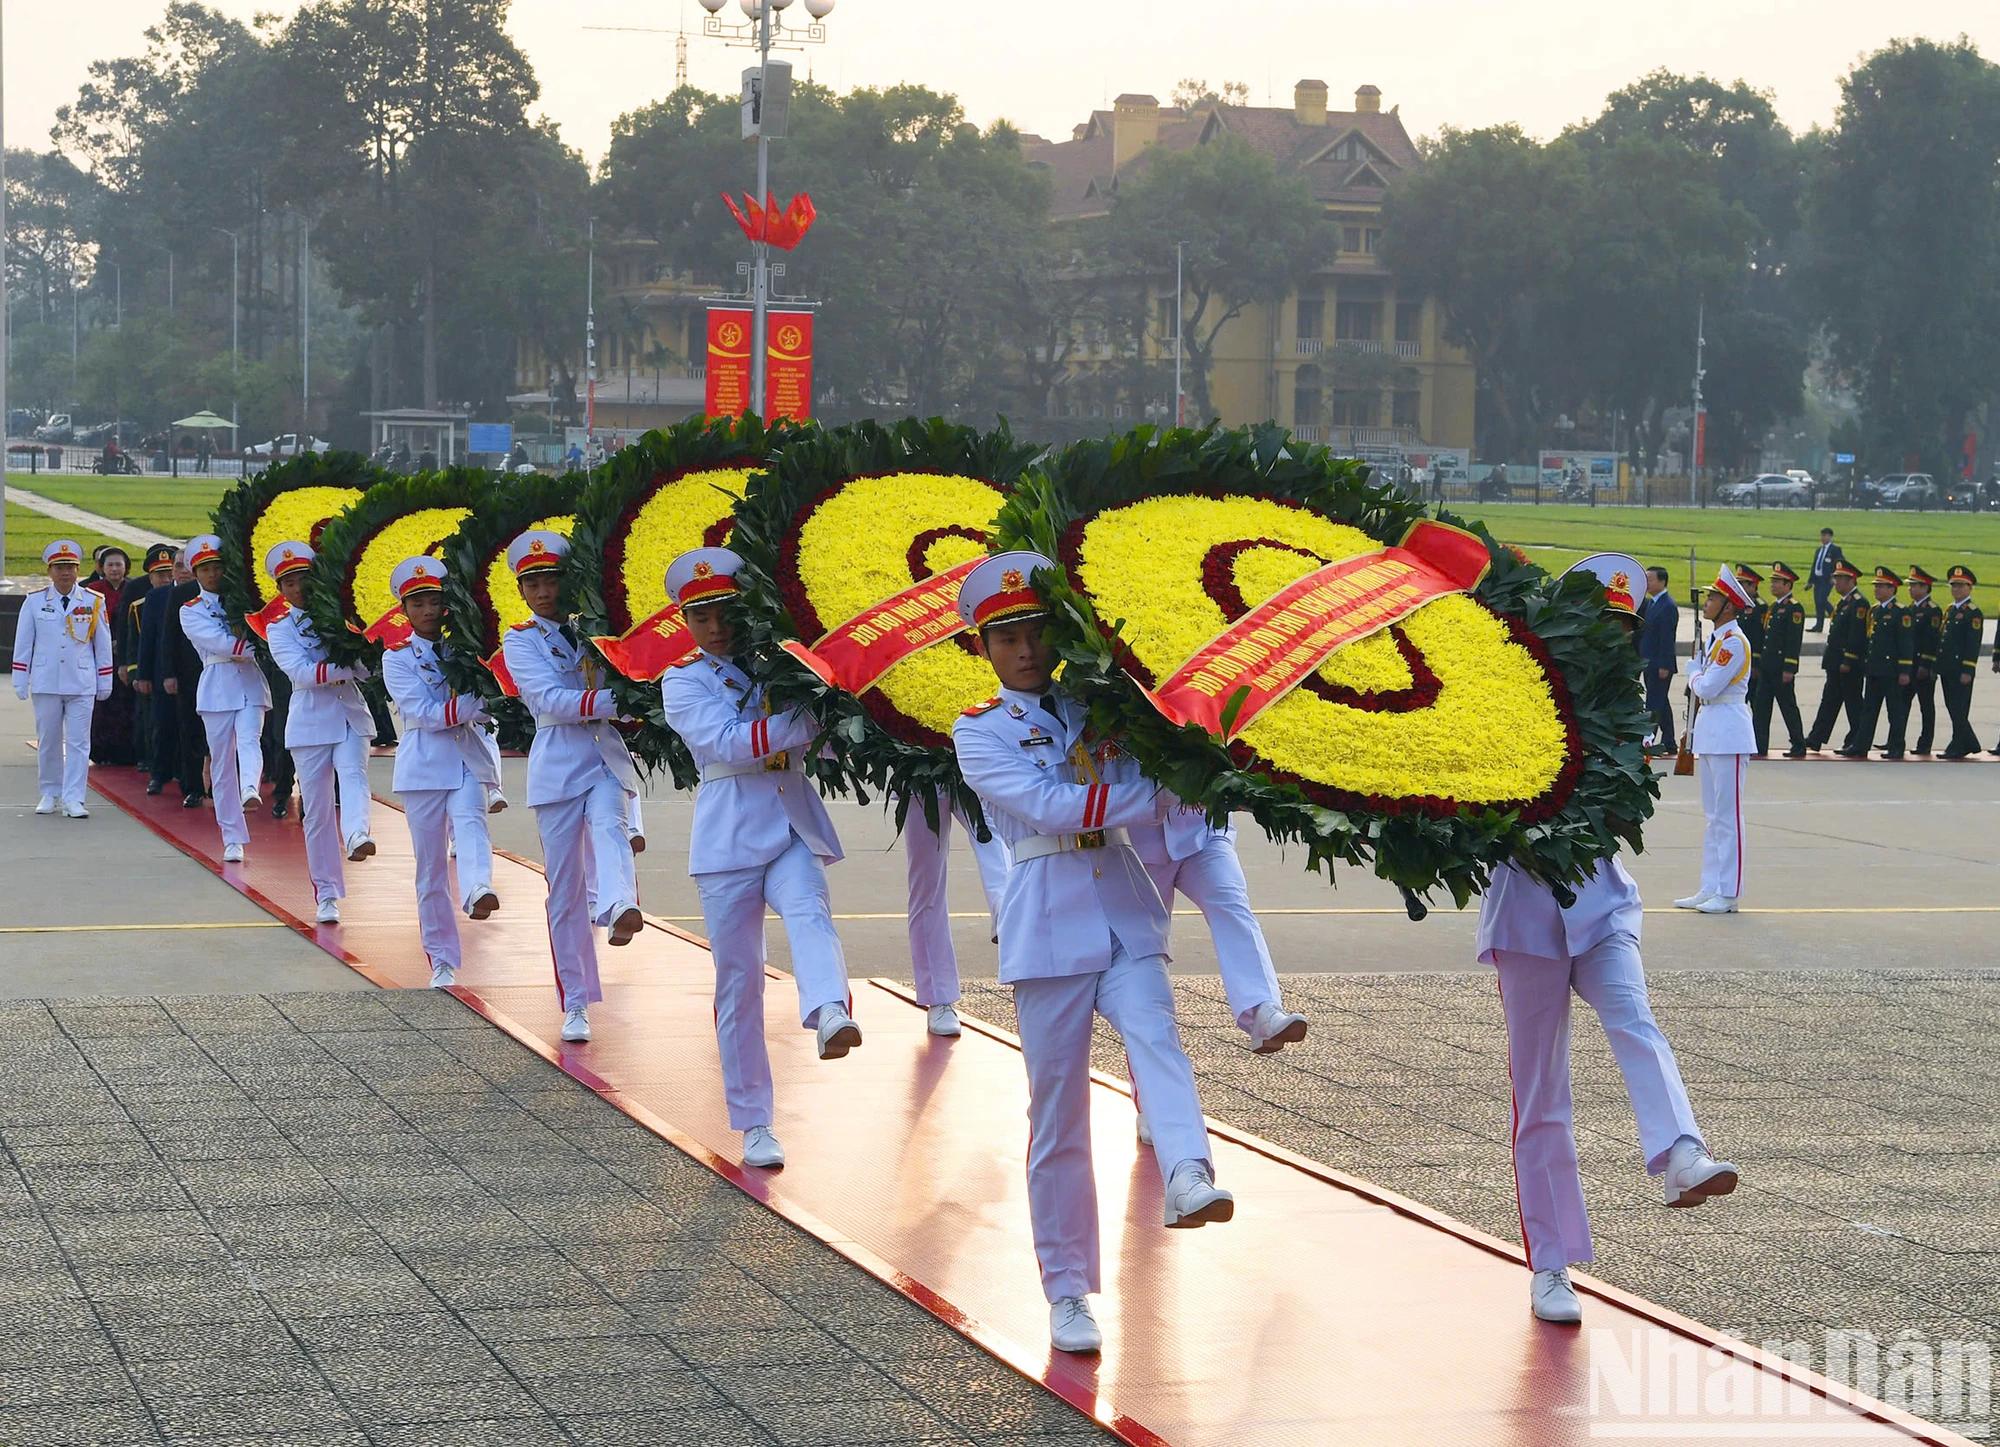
[1702,310,1807,473]
[1171,78,1248,112]
[1808,38,2000,475]
[1105,132,1332,423]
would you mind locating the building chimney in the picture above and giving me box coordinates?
[1294,79,1329,127]
[1355,84,1382,114]
[1112,93,1161,171]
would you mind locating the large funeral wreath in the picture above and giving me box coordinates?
[992,423,1658,906]
[213,451,379,640]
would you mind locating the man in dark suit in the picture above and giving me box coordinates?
[1639,566,1679,754]
[1807,528,1844,632]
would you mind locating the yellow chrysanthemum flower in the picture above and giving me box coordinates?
[620,468,751,624]
[485,514,577,635]
[352,508,472,628]
[248,486,365,603]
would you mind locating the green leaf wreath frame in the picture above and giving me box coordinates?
[566,415,800,787]
[438,471,588,753]
[732,416,1044,833]
[213,450,385,659]
[303,468,496,673]
[991,422,1658,907]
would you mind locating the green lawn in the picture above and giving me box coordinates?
[6,474,232,539]
[1454,503,2000,613]
[5,502,126,579]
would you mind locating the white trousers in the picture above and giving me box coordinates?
[1014,946,1212,1303]
[903,795,1009,1006]
[1493,933,1703,1272]
[695,834,853,1131]
[1698,752,1748,900]
[32,693,93,805]
[294,728,373,904]
[532,771,633,1009]
[201,705,267,847]
[404,770,494,971]
[1144,835,1283,1026]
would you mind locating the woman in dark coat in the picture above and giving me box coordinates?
[86,547,142,766]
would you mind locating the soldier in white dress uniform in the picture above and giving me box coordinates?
[901,788,1009,1038]
[176,534,271,863]
[658,547,862,1172]
[381,556,501,988]
[261,542,378,924]
[1676,566,1757,914]
[951,552,1233,1357]
[1479,552,1739,1326]
[498,531,644,1043]
[12,539,113,818]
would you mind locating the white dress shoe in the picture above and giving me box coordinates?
[1246,1001,1308,1055]
[1049,1296,1102,1354]
[242,785,262,809]
[1673,890,1714,910]
[222,843,245,864]
[816,1003,862,1059]
[560,1006,591,1043]
[429,961,458,988]
[926,1003,962,1038]
[1163,1158,1234,1228]
[742,1125,786,1168]
[345,833,376,862]
[466,890,499,921]
[487,788,508,814]
[315,898,341,925]
[607,904,642,947]
[61,801,90,819]
[1135,1110,1153,1146]
[1662,1135,1739,1206]
[1696,895,1740,914]
[1531,1267,1583,1324]
[35,795,57,815]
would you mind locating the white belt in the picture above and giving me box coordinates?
[1011,826,1130,862]
[535,714,613,731]
[700,758,796,783]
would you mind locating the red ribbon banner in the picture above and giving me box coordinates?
[1138,519,1493,740]
[808,555,985,695]
[244,596,291,642]
[590,604,699,683]
[484,646,520,699]
[364,606,415,648]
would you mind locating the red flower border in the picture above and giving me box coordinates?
[776,473,1004,752]
[1058,493,1585,824]
[603,459,759,635]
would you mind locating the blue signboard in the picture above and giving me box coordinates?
[1834,452,1856,465]
[468,423,513,455]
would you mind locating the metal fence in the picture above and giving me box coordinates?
[6,445,249,481]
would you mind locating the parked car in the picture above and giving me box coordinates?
[243,433,330,459]
[1717,473,1813,507]
[1785,468,1816,489]
[33,413,75,443]
[74,420,145,449]
[1875,473,1939,509]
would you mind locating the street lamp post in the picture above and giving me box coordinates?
[109,262,121,329]
[585,215,596,448]
[212,228,241,450]
[1173,240,1186,428]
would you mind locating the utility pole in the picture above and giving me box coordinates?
[749,0,773,418]
[1173,241,1186,427]
[585,215,597,447]
[213,228,241,449]
[1692,301,1707,509]
[300,215,310,437]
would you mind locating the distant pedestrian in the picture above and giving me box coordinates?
[1638,568,1678,755]
[1807,528,1844,632]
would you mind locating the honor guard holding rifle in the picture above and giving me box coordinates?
[658,547,861,1173]
[951,551,1232,1358]
[13,540,113,818]
[263,541,377,925]
[1753,562,1807,758]
[176,534,271,863]
[1479,554,1738,1326]
[1936,566,1984,759]
[1904,566,1943,755]
[1676,566,1756,914]
[381,556,502,988]
[1805,559,1867,753]
[1841,566,1914,759]
[499,530,644,1044]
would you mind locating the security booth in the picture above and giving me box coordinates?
[363,409,470,469]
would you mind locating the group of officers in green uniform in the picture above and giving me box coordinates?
[1733,558,1989,760]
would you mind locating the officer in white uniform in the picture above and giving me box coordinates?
[659,547,862,1172]
[951,551,1233,1357]
[381,556,501,988]
[1677,566,1757,914]
[176,534,271,863]
[261,542,377,924]
[499,530,643,1043]
[901,789,1009,1037]
[1478,554,1738,1326]
[12,539,113,818]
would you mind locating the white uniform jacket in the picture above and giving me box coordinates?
[1476,856,1644,965]
[660,650,841,875]
[11,586,113,699]
[178,590,272,713]
[1131,800,1233,865]
[1685,618,1756,754]
[265,607,374,747]
[381,635,503,793]
[501,616,640,807]
[953,686,1169,984]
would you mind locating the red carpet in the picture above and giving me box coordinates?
[88,764,1975,1447]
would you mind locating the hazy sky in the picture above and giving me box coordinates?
[7,0,2000,166]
